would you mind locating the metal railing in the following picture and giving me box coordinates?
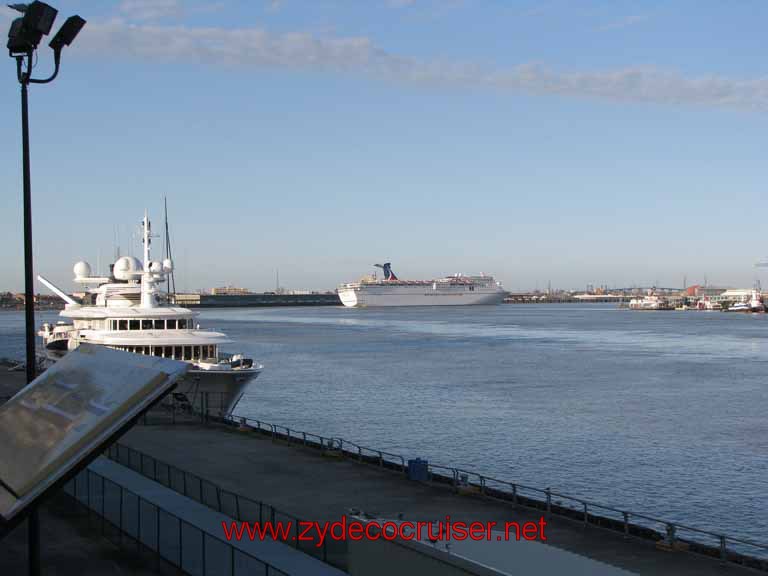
[141,396,768,572]
[214,411,768,572]
[64,465,290,576]
[105,443,343,570]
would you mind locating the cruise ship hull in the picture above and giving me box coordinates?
[338,287,505,307]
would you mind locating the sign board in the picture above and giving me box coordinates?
[0,344,188,523]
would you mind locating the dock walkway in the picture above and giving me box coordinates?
[123,422,762,576]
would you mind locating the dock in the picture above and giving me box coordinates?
[115,413,764,575]
[172,292,341,307]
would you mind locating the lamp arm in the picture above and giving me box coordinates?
[28,48,61,84]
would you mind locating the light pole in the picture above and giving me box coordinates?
[6,3,85,575]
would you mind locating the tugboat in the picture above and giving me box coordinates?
[37,212,262,415]
[749,289,765,313]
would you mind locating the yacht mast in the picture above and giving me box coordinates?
[164,197,176,297]
[140,211,155,309]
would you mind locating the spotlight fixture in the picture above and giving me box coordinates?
[49,15,85,51]
[6,1,58,55]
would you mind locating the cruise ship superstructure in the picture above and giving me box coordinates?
[37,212,262,415]
[338,263,505,307]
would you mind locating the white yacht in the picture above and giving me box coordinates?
[37,212,262,415]
[338,263,505,307]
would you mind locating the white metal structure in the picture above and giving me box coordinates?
[628,293,671,310]
[337,263,505,307]
[37,212,262,415]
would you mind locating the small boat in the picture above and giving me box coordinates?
[696,298,722,311]
[728,300,750,312]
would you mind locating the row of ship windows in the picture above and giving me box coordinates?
[108,344,216,361]
[109,318,191,331]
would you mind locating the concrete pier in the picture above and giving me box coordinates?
[121,421,763,576]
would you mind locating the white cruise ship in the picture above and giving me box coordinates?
[37,212,262,415]
[338,263,505,307]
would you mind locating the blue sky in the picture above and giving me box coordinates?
[2,0,768,293]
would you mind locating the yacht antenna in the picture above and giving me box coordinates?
[164,197,177,297]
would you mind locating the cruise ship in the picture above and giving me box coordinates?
[338,263,505,307]
[37,212,262,415]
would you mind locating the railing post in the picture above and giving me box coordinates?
[720,535,727,561]
[623,512,629,539]
[666,523,676,547]
[201,530,206,576]
[583,503,588,527]
[545,488,551,519]
[137,495,142,551]
[512,484,517,505]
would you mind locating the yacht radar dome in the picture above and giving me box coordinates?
[162,258,173,272]
[149,261,163,274]
[73,261,91,279]
[113,256,143,281]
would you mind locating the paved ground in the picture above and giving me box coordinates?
[124,422,765,576]
[0,369,25,401]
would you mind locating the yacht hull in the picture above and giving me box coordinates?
[176,367,260,415]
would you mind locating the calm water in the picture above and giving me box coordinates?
[2,305,767,544]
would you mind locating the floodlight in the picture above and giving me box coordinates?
[6,1,57,55]
[49,15,84,50]
[23,1,57,35]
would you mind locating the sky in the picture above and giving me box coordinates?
[2,0,768,293]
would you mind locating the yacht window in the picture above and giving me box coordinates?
[164,346,173,358]
[178,319,187,329]
[143,346,150,355]
[167,319,177,330]
[153,347,162,357]
[129,320,140,331]
[211,345,217,358]
[193,346,200,359]
[142,319,152,330]
[174,346,182,360]
[183,346,192,361]
[119,320,128,331]
[154,319,164,330]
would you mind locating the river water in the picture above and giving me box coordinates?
[2,304,766,546]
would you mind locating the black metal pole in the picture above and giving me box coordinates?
[21,74,35,386]
[20,57,41,576]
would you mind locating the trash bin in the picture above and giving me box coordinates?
[407,458,428,481]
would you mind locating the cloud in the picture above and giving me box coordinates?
[119,0,183,21]
[18,16,768,112]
